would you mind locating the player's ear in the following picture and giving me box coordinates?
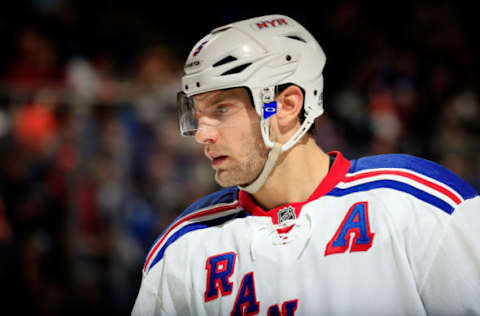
[275,85,303,133]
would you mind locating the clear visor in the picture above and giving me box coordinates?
[177,92,198,136]
[177,91,260,136]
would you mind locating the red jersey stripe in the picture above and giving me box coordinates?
[143,202,240,272]
[343,170,462,205]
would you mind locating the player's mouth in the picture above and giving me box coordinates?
[207,151,229,168]
[212,155,228,167]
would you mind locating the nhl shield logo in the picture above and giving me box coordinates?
[277,206,296,225]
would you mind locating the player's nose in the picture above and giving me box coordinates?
[194,125,218,145]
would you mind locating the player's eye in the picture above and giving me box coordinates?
[217,106,229,113]
[211,104,231,116]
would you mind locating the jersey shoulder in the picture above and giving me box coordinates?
[142,187,246,273]
[182,186,239,216]
[331,153,478,214]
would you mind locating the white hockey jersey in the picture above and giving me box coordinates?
[132,152,480,316]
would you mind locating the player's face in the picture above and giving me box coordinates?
[193,88,268,187]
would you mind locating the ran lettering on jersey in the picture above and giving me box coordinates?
[205,252,236,302]
[205,253,299,315]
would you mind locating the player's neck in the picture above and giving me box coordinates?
[252,136,330,210]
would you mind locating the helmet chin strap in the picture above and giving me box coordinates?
[238,112,314,194]
[237,116,313,194]
[238,142,282,194]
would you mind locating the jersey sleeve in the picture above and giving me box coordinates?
[131,209,191,316]
[420,195,480,315]
[131,268,161,316]
[131,251,191,316]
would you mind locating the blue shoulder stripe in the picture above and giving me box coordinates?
[184,186,239,215]
[145,187,239,257]
[327,179,454,214]
[350,154,478,200]
[144,187,240,272]
[148,210,249,270]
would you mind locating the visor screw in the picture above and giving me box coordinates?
[185,85,189,90]
[196,82,200,87]
[286,55,292,61]
[314,90,318,96]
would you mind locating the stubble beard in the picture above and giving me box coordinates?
[214,136,268,188]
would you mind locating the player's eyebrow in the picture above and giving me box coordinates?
[194,89,237,110]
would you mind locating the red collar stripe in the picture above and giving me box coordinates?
[239,151,351,223]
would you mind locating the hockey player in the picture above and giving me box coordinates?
[132,14,480,316]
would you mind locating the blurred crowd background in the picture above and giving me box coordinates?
[0,0,479,315]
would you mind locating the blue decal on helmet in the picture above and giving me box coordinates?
[263,101,277,119]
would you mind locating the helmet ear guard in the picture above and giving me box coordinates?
[257,78,324,152]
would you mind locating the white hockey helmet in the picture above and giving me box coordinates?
[177,14,327,193]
